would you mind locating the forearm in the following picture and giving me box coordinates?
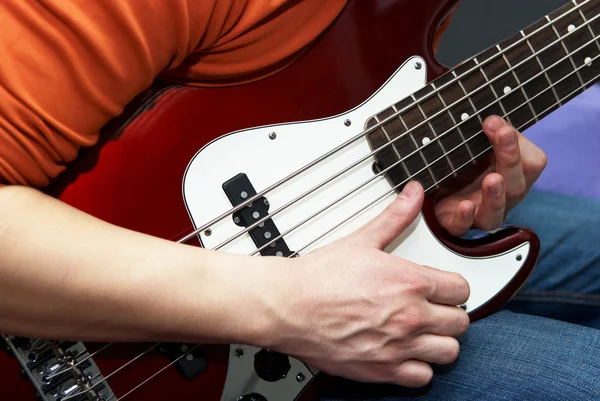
[0,185,281,345]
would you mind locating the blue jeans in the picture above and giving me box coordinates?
[322,190,600,400]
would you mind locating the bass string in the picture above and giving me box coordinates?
[65,63,600,401]
[214,23,600,254]
[288,64,600,256]
[177,0,594,245]
[57,13,600,401]
[54,3,600,398]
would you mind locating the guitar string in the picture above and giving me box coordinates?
[56,11,600,398]
[176,0,593,245]
[205,10,600,253]
[252,40,600,257]
[48,11,600,381]
[58,343,160,401]
[63,55,600,401]
[288,55,600,256]
[44,342,113,380]
[211,20,600,254]
[114,69,600,401]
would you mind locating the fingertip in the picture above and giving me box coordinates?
[483,115,506,133]
[399,181,424,200]
[394,360,433,388]
[482,173,504,198]
[446,201,474,237]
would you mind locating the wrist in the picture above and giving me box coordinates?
[184,250,296,348]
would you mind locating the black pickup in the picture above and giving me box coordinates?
[222,173,294,257]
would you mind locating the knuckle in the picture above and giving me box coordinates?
[506,181,527,200]
[402,309,427,332]
[407,271,434,295]
[534,150,548,172]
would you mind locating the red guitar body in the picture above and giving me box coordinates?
[0,0,540,400]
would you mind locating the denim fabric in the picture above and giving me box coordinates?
[322,190,600,400]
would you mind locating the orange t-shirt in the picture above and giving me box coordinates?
[0,0,347,188]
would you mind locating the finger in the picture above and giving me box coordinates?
[474,173,506,231]
[410,334,461,366]
[441,200,475,237]
[517,133,548,186]
[419,265,470,306]
[483,116,526,202]
[393,359,433,388]
[350,181,424,250]
[424,304,470,337]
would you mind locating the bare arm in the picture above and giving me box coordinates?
[0,185,280,345]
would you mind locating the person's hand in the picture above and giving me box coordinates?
[269,181,470,387]
[435,115,548,237]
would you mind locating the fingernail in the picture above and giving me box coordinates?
[499,128,517,150]
[489,182,503,197]
[402,181,419,198]
[486,115,505,132]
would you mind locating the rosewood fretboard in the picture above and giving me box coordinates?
[366,0,600,193]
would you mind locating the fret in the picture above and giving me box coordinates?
[550,1,600,89]
[476,60,512,126]
[579,7,600,54]
[498,43,546,122]
[413,95,456,172]
[477,45,536,130]
[453,59,513,130]
[365,109,410,189]
[398,94,449,184]
[413,83,475,175]
[435,70,491,159]
[544,2,591,101]
[397,103,439,184]
[373,114,411,179]
[579,0,600,52]
[550,22,586,88]
[431,82,475,160]
[531,21,564,106]
[366,98,437,190]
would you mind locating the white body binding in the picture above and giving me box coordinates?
[182,57,531,401]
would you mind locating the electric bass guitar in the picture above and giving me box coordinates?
[2,0,600,400]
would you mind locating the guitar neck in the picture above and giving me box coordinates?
[367,0,600,194]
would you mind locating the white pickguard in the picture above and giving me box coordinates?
[182,57,530,401]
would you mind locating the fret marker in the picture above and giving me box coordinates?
[585,57,593,67]
[503,86,512,95]
[422,137,431,145]
[568,24,576,33]
[461,113,469,121]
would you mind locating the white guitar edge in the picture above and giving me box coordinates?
[181,56,531,401]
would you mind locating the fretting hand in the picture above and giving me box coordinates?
[435,115,548,237]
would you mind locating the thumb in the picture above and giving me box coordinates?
[349,181,424,250]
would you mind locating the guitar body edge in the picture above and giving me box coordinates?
[0,1,539,401]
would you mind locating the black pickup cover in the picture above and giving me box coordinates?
[222,173,294,257]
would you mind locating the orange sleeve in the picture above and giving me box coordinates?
[0,0,347,187]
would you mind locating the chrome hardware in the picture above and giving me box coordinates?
[268,132,277,140]
[204,228,213,236]
[2,335,115,401]
[296,373,305,383]
[415,61,422,70]
[344,119,352,127]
